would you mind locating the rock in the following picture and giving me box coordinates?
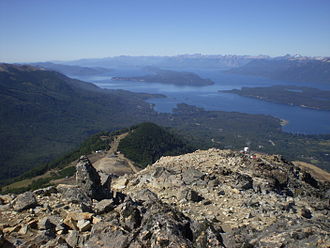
[95,199,115,214]
[62,187,91,204]
[77,219,91,232]
[0,229,5,247]
[80,202,94,213]
[235,173,253,190]
[131,189,159,203]
[301,208,312,219]
[218,190,225,196]
[63,212,93,230]
[99,171,113,190]
[182,168,204,185]
[325,189,330,199]
[191,220,225,248]
[85,222,134,248]
[55,223,68,235]
[3,225,21,234]
[302,172,318,188]
[66,230,80,247]
[76,155,109,200]
[31,229,56,244]
[208,178,221,188]
[18,225,29,235]
[38,217,56,230]
[112,177,128,190]
[41,236,69,248]
[33,186,58,196]
[63,217,78,230]
[119,200,141,231]
[13,191,37,211]
[179,188,204,202]
[27,219,38,229]
[0,194,14,205]
[149,166,184,188]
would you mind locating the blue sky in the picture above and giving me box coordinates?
[1,0,329,62]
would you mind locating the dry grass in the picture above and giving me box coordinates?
[293,161,330,182]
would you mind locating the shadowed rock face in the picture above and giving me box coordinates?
[75,156,111,201]
[0,150,329,247]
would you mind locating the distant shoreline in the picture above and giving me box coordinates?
[220,85,330,112]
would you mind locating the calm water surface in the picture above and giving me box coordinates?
[74,69,330,134]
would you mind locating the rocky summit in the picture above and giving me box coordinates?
[0,150,330,247]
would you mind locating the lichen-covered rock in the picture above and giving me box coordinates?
[13,191,37,211]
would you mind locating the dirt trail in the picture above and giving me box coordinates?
[92,132,140,175]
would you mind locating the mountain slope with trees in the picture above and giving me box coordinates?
[0,63,160,180]
[118,123,194,167]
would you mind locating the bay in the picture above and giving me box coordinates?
[74,69,330,135]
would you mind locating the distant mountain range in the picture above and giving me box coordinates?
[48,54,330,85]
[58,54,265,70]
[227,56,330,84]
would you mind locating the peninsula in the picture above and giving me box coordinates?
[221,85,330,111]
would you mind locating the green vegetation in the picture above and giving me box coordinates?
[118,123,194,167]
[222,85,330,111]
[0,131,111,186]
[0,63,160,181]
[154,104,330,172]
[2,166,76,194]
[1,63,330,186]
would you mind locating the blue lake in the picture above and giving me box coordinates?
[74,69,330,135]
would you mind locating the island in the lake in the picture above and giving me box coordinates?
[220,85,330,111]
[112,68,214,86]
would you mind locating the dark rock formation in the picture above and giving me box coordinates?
[76,156,111,200]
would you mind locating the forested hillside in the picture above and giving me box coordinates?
[0,64,159,180]
[118,123,194,167]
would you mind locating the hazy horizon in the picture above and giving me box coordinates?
[2,53,330,65]
[1,0,330,63]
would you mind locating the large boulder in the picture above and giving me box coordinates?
[13,191,37,211]
[76,156,110,200]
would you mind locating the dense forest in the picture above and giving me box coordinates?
[118,122,194,167]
